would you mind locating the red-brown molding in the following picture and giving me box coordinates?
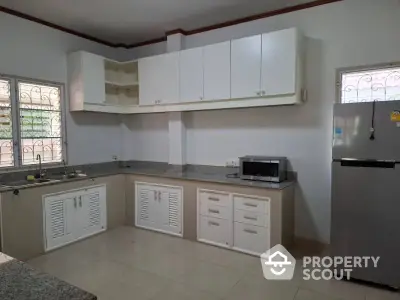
[181,0,342,36]
[0,0,343,49]
[126,37,167,49]
[165,29,188,36]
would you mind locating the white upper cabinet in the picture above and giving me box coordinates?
[231,35,262,99]
[158,52,180,104]
[203,41,231,101]
[139,52,180,105]
[68,51,106,110]
[69,27,303,114]
[139,55,160,106]
[179,47,204,103]
[261,28,298,96]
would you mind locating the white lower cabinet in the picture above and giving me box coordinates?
[197,189,270,255]
[43,185,107,251]
[198,216,232,247]
[135,182,183,237]
[233,222,269,255]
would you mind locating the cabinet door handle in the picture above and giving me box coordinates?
[79,195,82,207]
[74,197,77,208]
[262,91,266,95]
[256,91,260,96]
[208,221,220,226]
[208,209,219,214]
[244,229,258,234]
[158,191,161,201]
[208,197,219,202]
[244,203,257,208]
[244,216,257,221]
[154,190,157,200]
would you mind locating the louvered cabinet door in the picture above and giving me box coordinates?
[157,187,183,236]
[44,192,77,251]
[135,184,158,229]
[78,185,107,239]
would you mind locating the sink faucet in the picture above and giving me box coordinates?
[36,154,45,179]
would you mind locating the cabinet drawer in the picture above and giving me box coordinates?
[198,216,232,247]
[199,190,231,208]
[234,209,268,227]
[234,222,270,255]
[234,195,269,213]
[200,202,231,220]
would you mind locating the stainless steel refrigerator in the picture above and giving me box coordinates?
[331,101,400,288]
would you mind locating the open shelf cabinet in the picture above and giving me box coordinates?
[104,59,139,106]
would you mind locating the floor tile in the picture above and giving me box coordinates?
[186,241,261,274]
[110,243,197,281]
[27,227,383,300]
[224,271,298,300]
[289,263,368,300]
[177,259,243,298]
[61,259,170,300]
[295,288,342,300]
[150,282,222,300]
[366,287,400,300]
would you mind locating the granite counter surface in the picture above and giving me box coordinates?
[0,161,295,192]
[0,252,96,300]
[121,164,295,190]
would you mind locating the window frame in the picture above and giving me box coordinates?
[0,73,67,170]
[336,62,400,104]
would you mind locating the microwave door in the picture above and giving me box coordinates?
[242,161,279,181]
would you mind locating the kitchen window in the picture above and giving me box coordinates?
[0,76,65,168]
[340,65,400,103]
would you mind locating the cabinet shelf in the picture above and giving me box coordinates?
[105,81,139,88]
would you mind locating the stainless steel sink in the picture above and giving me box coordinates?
[48,173,81,180]
[3,178,59,187]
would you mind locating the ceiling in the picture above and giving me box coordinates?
[0,0,313,45]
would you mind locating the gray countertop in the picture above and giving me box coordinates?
[0,252,96,300]
[0,161,295,192]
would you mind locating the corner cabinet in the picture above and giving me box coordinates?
[68,51,139,111]
[135,182,183,237]
[43,185,107,251]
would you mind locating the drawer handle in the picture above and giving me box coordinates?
[244,216,257,221]
[208,221,220,226]
[244,203,257,208]
[244,229,258,234]
[209,209,220,214]
[208,197,219,202]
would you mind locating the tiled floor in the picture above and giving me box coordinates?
[28,227,400,300]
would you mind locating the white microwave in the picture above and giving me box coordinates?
[239,156,288,182]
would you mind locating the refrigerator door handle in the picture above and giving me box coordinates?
[339,159,396,169]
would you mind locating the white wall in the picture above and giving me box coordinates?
[124,0,400,243]
[0,12,123,165]
[121,114,169,162]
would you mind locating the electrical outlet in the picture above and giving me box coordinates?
[226,160,239,168]
[112,155,118,161]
